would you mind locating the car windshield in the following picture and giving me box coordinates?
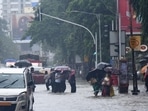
[0,73,25,88]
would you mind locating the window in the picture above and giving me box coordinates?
[25,4,31,7]
[0,74,25,88]
[11,11,19,14]
[11,4,19,8]
[10,0,19,2]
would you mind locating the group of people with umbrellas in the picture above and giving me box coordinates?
[86,62,118,97]
[44,65,76,93]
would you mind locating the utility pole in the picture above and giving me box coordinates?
[129,0,139,95]
[37,11,98,68]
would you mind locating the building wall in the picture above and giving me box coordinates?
[1,0,40,55]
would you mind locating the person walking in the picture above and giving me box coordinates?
[60,70,69,92]
[44,71,51,91]
[101,73,114,97]
[54,70,62,93]
[50,68,56,93]
[68,69,76,93]
[144,66,148,92]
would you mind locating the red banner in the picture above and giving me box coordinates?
[118,0,141,35]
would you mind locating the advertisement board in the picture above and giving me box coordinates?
[118,0,141,35]
[119,58,129,93]
[11,14,33,40]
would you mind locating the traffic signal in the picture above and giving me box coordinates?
[114,44,119,53]
[34,7,42,21]
[103,24,109,38]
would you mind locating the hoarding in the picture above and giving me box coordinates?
[118,0,141,35]
[11,14,33,40]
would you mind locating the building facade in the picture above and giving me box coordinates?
[1,0,40,55]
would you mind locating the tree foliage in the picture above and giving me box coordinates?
[25,0,116,67]
[0,18,20,62]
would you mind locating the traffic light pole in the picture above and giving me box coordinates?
[39,12,98,68]
[71,11,102,62]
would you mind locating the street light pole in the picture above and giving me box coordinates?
[129,2,138,95]
[97,14,102,62]
[95,32,98,68]
[40,12,98,68]
[70,10,102,62]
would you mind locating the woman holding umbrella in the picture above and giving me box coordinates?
[86,62,111,96]
[101,73,115,97]
[86,69,106,96]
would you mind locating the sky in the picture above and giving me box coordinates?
[0,0,2,17]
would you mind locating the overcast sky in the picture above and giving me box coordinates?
[0,0,2,17]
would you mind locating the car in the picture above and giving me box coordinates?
[0,67,34,111]
[28,66,45,84]
[29,66,51,84]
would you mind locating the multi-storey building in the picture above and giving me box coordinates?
[1,0,41,55]
[2,0,38,39]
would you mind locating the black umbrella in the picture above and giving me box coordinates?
[104,66,120,75]
[139,58,147,63]
[86,69,106,82]
[15,60,32,67]
[97,62,111,70]
[144,55,148,59]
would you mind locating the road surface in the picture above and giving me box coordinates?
[33,79,148,111]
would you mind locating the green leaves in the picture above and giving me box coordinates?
[0,18,19,61]
[25,0,116,66]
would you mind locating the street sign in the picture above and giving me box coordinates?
[140,44,147,52]
[129,36,141,50]
[110,31,125,57]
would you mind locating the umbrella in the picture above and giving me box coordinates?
[86,69,106,82]
[140,65,148,74]
[54,65,71,80]
[139,59,147,63]
[97,62,111,70]
[15,60,32,67]
[104,66,120,75]
[54,65,71,71]
[144,55,148,59]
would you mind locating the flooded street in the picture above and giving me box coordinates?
[33,79,148,111]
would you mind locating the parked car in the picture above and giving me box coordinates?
[0,67,34,111]
[29,66,52,84]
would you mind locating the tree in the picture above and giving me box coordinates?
[0,18,20,62]
[66,0,116,63]
[130,0,148,40]
[25,0,116,68]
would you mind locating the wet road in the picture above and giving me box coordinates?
[33,79,148,111]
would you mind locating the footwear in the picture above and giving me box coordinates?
[94,92,98,96]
